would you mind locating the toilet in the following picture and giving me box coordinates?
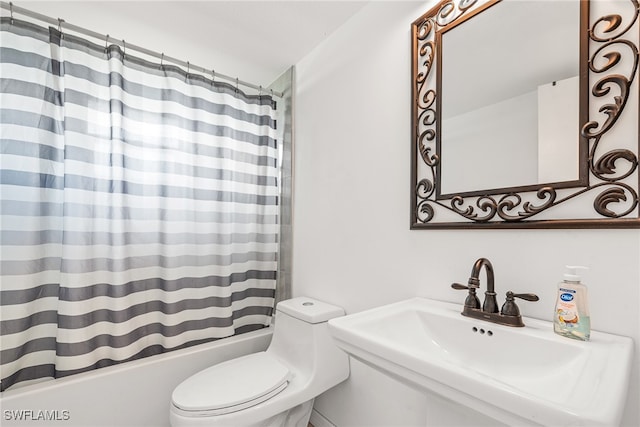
[169,297,350,427]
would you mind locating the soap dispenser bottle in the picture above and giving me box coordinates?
[553,266,590,341]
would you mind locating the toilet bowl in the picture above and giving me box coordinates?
[169,297,350,427]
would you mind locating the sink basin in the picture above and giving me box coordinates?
[328,297,634,426]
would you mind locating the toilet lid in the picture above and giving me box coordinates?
[171,352,291,414]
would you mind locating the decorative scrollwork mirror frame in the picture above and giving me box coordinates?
[411,0,640,229]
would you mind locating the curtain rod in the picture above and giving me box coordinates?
[0,1,284,98]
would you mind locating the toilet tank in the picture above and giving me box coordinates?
[267,297,349,393]
[275,297,345,324]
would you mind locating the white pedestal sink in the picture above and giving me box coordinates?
[327,298,634,426]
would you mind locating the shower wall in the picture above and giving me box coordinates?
[270,66,295,305]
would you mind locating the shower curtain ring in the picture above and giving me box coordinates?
[160,53,164,69]
[211,69,215,84]
[235,78,239,93]
[57,18,65,36]
[259,85,263,99]
[9,2,13,24]
[105,34,109,52]
[122,40,126,59]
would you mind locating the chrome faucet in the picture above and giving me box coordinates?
[451,258,539,327]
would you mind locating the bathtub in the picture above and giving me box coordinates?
[0,328,273,427]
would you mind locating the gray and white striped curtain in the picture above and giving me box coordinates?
[1,18,279,391]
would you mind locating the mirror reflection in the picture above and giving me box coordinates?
[437,0,582,197]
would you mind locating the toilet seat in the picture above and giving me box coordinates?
[171,352,291,416]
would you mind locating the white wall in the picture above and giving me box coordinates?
[294,1,640,426]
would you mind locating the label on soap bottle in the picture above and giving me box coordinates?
[556,288,579,325]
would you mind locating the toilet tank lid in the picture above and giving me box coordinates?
[276,297,344,323]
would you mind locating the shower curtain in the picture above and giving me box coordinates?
[0,19,279,391]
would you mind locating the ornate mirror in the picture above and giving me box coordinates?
[411,0,639,229]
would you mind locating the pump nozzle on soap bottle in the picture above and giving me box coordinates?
[554,265,590,341]
[564,265,588,282]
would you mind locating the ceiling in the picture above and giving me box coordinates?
[16,1,369,86]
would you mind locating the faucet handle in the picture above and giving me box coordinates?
[451,283,481,309]
[511,292,539,302]
[500,291,539,317]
